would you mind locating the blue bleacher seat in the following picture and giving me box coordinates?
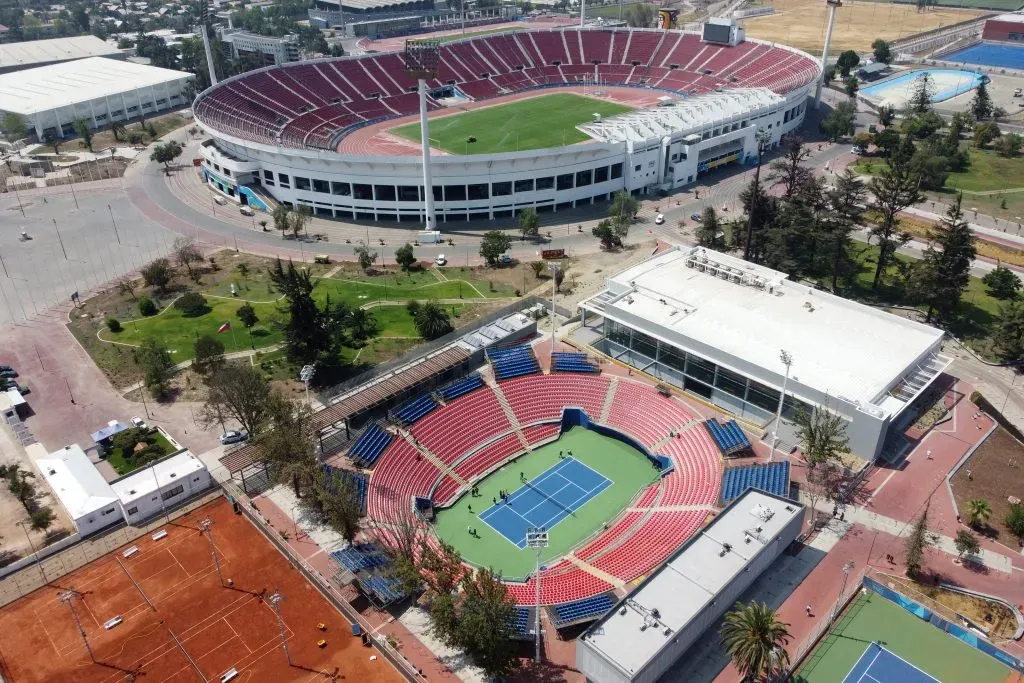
[552,595,614,627]
[439,373,483,401]
[394,394,438,425]
[489,344,540,380]
[719,462,790,504]
[321,465,369,514]
[510,607,531,635]
[349,423,393,467]
[704,419,752,456]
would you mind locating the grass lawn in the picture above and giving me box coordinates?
[433,427,660,579]
[105,430,177,476]
[390,93,633,155]
[322,268,515,304]
[794,590,1013,683]
[947,148,1024,193]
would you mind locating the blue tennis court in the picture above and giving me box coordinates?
[844,643,940,683]
[943,43,1024,70]
[478,457,612,548]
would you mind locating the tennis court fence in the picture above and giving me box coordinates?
[783,567,867,680]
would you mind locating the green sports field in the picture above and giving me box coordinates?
[390,93,633,155]
[433,427,658,578]
[795,590,1016,683]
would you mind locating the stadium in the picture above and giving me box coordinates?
[192,25,821,223]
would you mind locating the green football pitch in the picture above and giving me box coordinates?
[795,590,1016,683]
[390,93,633,155]
[432,427,658,578]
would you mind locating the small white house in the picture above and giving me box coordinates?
[32,444,122,536]
[109,451,211,523]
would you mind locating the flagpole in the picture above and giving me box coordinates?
[230,324,237,351]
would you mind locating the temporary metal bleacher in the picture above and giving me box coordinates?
[438,373,483,401]
[550,594,615,628]
[347,423,393,467]
[488,344,540,381]
[321,465,369,514]
[333,543,412,607]
[393,393,438,425]
[551,351,599,374]
[704,418,752,457]
[330,543,389,572]
[720,461,790,504]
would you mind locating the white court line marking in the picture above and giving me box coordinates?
[224,617,252,654]
[536,477,612,530]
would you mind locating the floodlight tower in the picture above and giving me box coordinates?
[268,589,292,665]
[199,1,219,86]
[198,517,225,586]
[59,589,95,663]
[404,40,441,233]
[813,0,842,109]
[525,527,548,664]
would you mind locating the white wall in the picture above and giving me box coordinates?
[119,466,213,523]
[75,502,123,536]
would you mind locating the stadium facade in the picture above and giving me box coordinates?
[193,27,820,223]
[577,247,950,460]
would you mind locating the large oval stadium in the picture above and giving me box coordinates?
[193,25,820,223]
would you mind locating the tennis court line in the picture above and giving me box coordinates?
[536,476,611,530]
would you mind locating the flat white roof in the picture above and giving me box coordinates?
[34,444,119,521]
[993,13,1024,23]
[580,490,803,677]
[587,247,944,409]
[0,36,121,70]
[110,450,205,504]
[0,56,192,116]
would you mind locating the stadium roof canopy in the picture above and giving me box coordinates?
[578,490,803,680]
[0,56,191,117]
[581,246,946,413]
[0,35,121,71]
[578,88,784,144]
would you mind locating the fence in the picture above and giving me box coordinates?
[783,566,867,679]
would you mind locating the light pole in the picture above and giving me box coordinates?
[1001,364,1019,413]
[830,560,855,623]
[742,128,770,263]
[199,517,225,586]
[269,589,292,665]
[51,219,68,260]
[549,260,560,366]
[769,350,793,463]
[16,520,47,586]
[59,589,95,662]
[525,527,548,664]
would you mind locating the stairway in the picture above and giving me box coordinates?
[403,433,470,487]
[489,383,530,450]
[600,377,619,423]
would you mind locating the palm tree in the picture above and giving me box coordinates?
[347,308,377,344]
[966,498,991,529]
[414,302,453,341]
[720,601,791,681]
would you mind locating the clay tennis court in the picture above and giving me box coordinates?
[0,498,405,683]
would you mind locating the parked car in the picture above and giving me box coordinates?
[690,213,702,222]
[0,369,18,378]
[221,430,248,445]
[499,254,514,265]
[2,378,28,394]
[654,214,665,225]
[435,254,447,266]
[239,205,254,216]
[0,364,12,372]
[131,416,148,430]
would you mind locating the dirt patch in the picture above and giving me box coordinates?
[950,425,1024,546]
[883,573,1018,640]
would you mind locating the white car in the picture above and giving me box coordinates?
[221,430,248,445]
[435,254,447,266]
[654,214,665,225]
[130,416,148,430]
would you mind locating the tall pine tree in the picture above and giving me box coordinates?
[868,135,922,290]
[909,193,976,323]
[970,79,993,122]
[824,170,866,292]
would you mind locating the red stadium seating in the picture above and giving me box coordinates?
[522,423,560,446]
[590,510,706,580]
[501,373,611,425]
[411,387,511,464]
[505,560,614,604]
[453,432,523,482]
[195,29,818,150]
[367,439,441,522]
[605,380,697,447]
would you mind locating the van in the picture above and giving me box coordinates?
[240,205,254,216]
[314,254,331,264]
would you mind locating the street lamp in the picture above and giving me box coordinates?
[16,520,47,586]
[525,527,548,664]
[830,560,856,623]
[743,128,771,262]
[769,350,793,463]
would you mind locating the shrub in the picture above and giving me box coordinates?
[173,292,208,317]
[1006,503,1024,541]
[137,296,157,316]
[105,317,122,333]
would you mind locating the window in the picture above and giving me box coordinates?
[433,186,443,201]
[715,367,747,399]
[353,183,373,200]
[374,185,396,201]
[491,181,512,197]
[313,179,330,193]
[594,166,608,183]
[631,330,657,360]
[575,169,592,187]
[686,354,716,385]
[556,173,573,191]
[277,173,290,188]
[610,163,623,180]
[214,164,221,172]
[127,506,138,515]
[294,177,311,191]
[514,179,534,193]
[398,185,419,201]
[223,169,231,177]
[102,507,115,515]
[331,181,350,196]
[263,170,274,182]
[634,165,642,172]
[467,183,489,200]
[161,484,185,501]
[536,176,554,190]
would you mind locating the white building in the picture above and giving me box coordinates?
[0,35,124,74]
[217,28,300,66]
[31,444,122,536]
[576,490,804,683]
[0,56,194,140]
[578,247,950,459]
[110,451,212,523]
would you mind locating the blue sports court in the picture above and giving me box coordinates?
[843,643,940,683]
[942,43,1024,71]
[478,457,612,548]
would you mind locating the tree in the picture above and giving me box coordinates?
[905,502,932,578]
[824,170,866,291]
[141,258,174,294]
[909,72,934,114]
[455,567,520,679]
[201,364,273,437]
[395,243,416,271]
[139,337,174,396]
[836,49,860,78]
[609,190,639,242]
[768,137,811,200]
[2,112,28,142]
[844,76,859,98]
[355,243,378,271]
[697,207,721,248]
[983,266,1021,300]
[996,132,1022,158]
[872,38,892,64]
[970,79,993,122]
[1005,502,1024,541]
[173,292,208,317]
[530,261,546,278]
[973,121,1000,149]
[720,601,791,681]
[868,135,921,290]
[874,128,900,158]
[954,529,980,561]
[554,265,565,292]
[73,118,92,151]
[413,302,453,340]
[853,132,874,151]
[624,2,655,27]
[269,258,346,366]
[346,307,378,344]
[192,335,225,375]
[149,140,183,171]
[965,498,991,529]
[289,204,311,238]
[43,130,61,155]
[994,300,1024,361]
[117,276,139,301]
[479,231,512,266]
[737,179,777,263]
[237,302,259,329]
[29,506,56,534]
[592,219,620,249]
[272,204,291,235]
[109,121,126,142]
[820,100,857,140]
[823,65,836,85]
[517,207,539,239]
[908,194,975,322]
[312,468,362,542]
[173,236,204,282]
[878,105,896,128]
[798,405,848,468]
[257,392,318,497]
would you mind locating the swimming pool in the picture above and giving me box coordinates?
[942,42,1024,70]
[860,69,985,108]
